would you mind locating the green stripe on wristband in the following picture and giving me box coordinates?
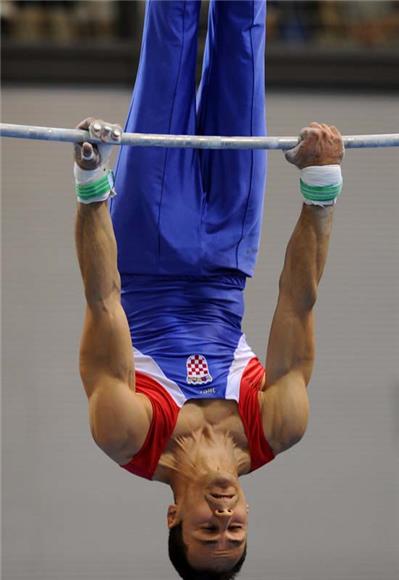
[76,171,114,201]
[300,179,342,203]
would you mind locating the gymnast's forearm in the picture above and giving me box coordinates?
[265,204,334,386]
[73,118,123,308]
[279,203,334,310]
[75,201,121,308]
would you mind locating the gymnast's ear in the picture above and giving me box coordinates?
[167,505,179,528]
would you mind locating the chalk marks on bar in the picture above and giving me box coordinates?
[1,123,399,150]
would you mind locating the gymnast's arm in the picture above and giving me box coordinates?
[74,118,152,465]
[260,123,344,455]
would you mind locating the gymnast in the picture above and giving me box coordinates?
[74,1,344,578]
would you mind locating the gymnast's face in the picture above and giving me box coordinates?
[169,473,248,570]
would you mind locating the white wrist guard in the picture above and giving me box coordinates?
[300,165,343,207]
[74,163,116,204]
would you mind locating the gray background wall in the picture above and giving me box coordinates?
[2,87,398,580]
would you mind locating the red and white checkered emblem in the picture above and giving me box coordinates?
[186,354,213,385]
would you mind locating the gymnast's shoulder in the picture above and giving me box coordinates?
[259,369,309,455]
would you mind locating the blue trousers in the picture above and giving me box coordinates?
[111,0,267,278]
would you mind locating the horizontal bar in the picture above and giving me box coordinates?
[1,123,399,150]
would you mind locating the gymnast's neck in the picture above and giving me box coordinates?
[154,425,251,490]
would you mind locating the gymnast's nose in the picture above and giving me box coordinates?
[214,507,234,518]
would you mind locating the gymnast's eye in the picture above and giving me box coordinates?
[202,525,218,531]
[228,525,242,531]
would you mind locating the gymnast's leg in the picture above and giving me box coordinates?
[111,0,203,276]
[197,0,267,276]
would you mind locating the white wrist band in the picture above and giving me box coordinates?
[301,165,342,187]
[74,163,116,204]
[300,165,343,207]
[74,162,108,185]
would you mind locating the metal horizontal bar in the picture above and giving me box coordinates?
[1,123,399,150]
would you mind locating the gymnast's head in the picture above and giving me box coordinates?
[163,427,248,578]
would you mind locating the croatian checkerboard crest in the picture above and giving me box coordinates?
[186,354,213,385]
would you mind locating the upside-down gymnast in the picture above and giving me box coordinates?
[73,1,344,578]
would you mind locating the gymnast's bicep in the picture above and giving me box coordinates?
[79,296,134,395]
[79,298,152,462]
[261,286,314,453]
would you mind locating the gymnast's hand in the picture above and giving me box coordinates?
[74,117,122,171]
[285,122,344,169]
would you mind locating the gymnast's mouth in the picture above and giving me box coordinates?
[209,493,235,499]
[206,492,238,508]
